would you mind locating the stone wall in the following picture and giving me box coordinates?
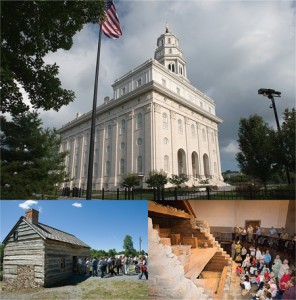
[148,217,210,300]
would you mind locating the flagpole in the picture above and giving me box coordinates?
[86,24,103,200]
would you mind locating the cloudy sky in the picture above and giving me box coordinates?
[38,0,295,171]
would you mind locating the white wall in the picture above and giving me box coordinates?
[189,200,290,228]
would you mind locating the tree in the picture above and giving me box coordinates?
[121,173,140,188]
[277,108,295,178]
[1,112,69,199]
[145,170,168,189]
[123,235,136,256]
[169,173,189,188]
[1,1,105,115]
[108,249,117,258]
[236,115,277,184]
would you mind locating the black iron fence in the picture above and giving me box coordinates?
[152,186,295,200]
[60,185,295,200]
[60,187,154,200]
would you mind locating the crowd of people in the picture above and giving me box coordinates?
[78,254,148,280]
[231,225,295,299]
[234,225,296,250]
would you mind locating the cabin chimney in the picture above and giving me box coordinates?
[25,209,39,224]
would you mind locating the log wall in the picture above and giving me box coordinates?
[44,239,89,286]
[3,220,45,288]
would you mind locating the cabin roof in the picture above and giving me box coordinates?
[2,216,90,248]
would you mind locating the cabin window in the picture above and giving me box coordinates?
[61,258,66,269]
[13,230,18,240]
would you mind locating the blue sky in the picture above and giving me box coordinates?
[0,200,148,252]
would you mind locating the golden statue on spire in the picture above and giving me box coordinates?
[165,21,169,33]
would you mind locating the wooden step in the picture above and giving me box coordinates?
[185,248,217,280]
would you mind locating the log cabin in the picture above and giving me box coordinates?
[2,209,90,288]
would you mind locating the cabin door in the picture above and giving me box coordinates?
[73,256,78,272]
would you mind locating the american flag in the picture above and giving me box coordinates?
[102,1,122,39]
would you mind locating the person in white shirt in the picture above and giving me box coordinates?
[269,226,277,236]
[240,275,251,291]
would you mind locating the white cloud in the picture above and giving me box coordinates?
[19,200,38,210]
[72,202,82,208]
[222,141,239,155]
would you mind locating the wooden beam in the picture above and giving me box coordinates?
[148,201,192,219]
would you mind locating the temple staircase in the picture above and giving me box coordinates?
[156,218,233,299]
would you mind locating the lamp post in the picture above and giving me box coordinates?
[258,88,291,184]
[139,236,142,253]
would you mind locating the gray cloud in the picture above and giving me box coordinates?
[39,1,295,171]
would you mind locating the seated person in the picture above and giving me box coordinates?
[242,253,251,268]
[251,283,271,300]
[279,269,292,294]
[240,275,251,293]
[255,273,265,291]
[250,270,259,284]
[236,263,243,276]
[268,278,278,298]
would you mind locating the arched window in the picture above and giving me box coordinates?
[105,161,110,176]
[106,124,112,139]
[120,159,125,175]
[120,119,125,135]
[172,64,175,72]
[191,124,195,138]
[84,164,87,177]
[136,113,143,129]
[137,156,143,173]
[168,38,171,44]
[178,119,183,134]
[169,49,172,54]
[94,162,98,178]
[164,155,169,172]
[163,113,168,129]
[202,128,206,141]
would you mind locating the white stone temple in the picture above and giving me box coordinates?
[58,25,224,190]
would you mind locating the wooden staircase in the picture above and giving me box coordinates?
[155,217,233,299]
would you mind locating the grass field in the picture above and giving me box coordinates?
[0,277,147,300]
